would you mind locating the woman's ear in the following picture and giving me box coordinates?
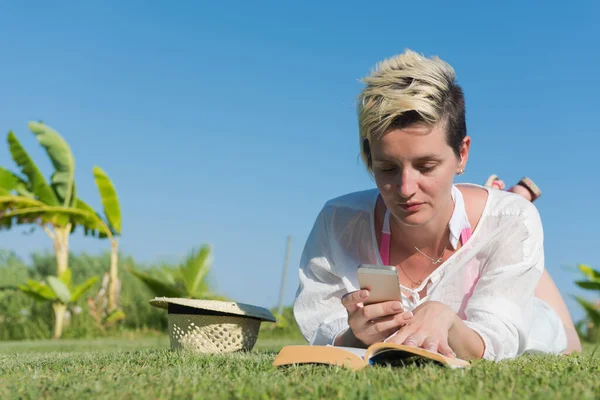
[458,136,471,173]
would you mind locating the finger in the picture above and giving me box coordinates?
[341,290,369,313]
[438,341,456,358]
[421,337,440,353]
[351,318,397,345]
[365,325,398,342]
[403,332,427,347]
[362,300,404,321]
[364,311,413,337]
[386,323,416,345]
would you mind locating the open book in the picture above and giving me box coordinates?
[273,343,470,370]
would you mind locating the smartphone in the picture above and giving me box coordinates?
[357,264,401,305]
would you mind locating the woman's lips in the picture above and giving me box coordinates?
[399,202,424,212]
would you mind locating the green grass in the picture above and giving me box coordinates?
[0,337,598,400]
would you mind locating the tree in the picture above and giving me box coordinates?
[0,122,114,338]
[18,268,98,339]
[92,166,122,313]
[128,245,224,300]
[2,122,77,277]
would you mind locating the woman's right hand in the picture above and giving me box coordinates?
[335,289,413,347]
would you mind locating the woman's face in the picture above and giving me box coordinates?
[370,122,469,227]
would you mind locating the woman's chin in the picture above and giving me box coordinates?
[396,211,430,227]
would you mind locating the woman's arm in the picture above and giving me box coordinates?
[459,200,547,360]
[448,314,485,359]
[390,199,551,361]
[293,206,349,345]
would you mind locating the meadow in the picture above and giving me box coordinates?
[1,336,598,400]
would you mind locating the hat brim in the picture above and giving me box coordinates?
[150,297,276,322]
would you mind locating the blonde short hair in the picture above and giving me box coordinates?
[357,49,466,170]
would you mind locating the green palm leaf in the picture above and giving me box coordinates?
[74,198,96,214]
[157,265,180,286]
[74,198,103,236]
[18,285,54,302]
[575,281,600,291]
[47,276,71,304]
[127,266,185,298]
[578,264,600,282]
[18,279,57,301]
[0,195,43,228]
[7,131,58,206]
[93,166,121,234]
[180,245,212,298]
[70,276,99,302]
[0,167,33,197]
[28,121,76,207]
[574,296,600,325]
[104,309,126,326]
[0,195,112,237]
[0,194,44,208]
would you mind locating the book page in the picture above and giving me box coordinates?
[366,343,470,368]
[326,345,367,359]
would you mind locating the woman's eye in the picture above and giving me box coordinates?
[418,165,436,173]
[379,166,397,173]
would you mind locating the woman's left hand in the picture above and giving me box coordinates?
[386,301,457,357]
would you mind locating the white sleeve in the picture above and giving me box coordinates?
[463,200,545,361]
[293,206,350,345]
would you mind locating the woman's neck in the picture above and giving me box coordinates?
[390,197,455,254]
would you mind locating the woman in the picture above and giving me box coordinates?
[293,50,581,361]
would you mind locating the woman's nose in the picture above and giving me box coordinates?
[397,170,417,199]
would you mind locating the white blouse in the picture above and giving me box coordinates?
[293,184,567,361]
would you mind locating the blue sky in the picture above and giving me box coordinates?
[1,1,598,321]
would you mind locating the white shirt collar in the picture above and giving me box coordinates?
[449,185,472,250]
[382,185,472,250]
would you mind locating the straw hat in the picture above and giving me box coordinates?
[150,297,276,354]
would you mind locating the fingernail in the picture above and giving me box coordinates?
[392,302,403,311]
[359,290,369,299]
[427,346,437,352]
[451,352,457,358]
[405,340,416,346]
[401,311,413,319]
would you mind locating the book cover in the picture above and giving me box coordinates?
[273,343,471,370]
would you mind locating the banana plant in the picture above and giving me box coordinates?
[91,166,122,313]
[0,121,114,338]
[18,268,98,339]
[128,245,225,300]
[573,264,600,342]
[87,273,126,332]
[3,122,78,276]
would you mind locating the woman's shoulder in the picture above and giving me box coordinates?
[457,183,542,231]
[456,183,489,232]
[317,189,379,240]
[307,189,379,261]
